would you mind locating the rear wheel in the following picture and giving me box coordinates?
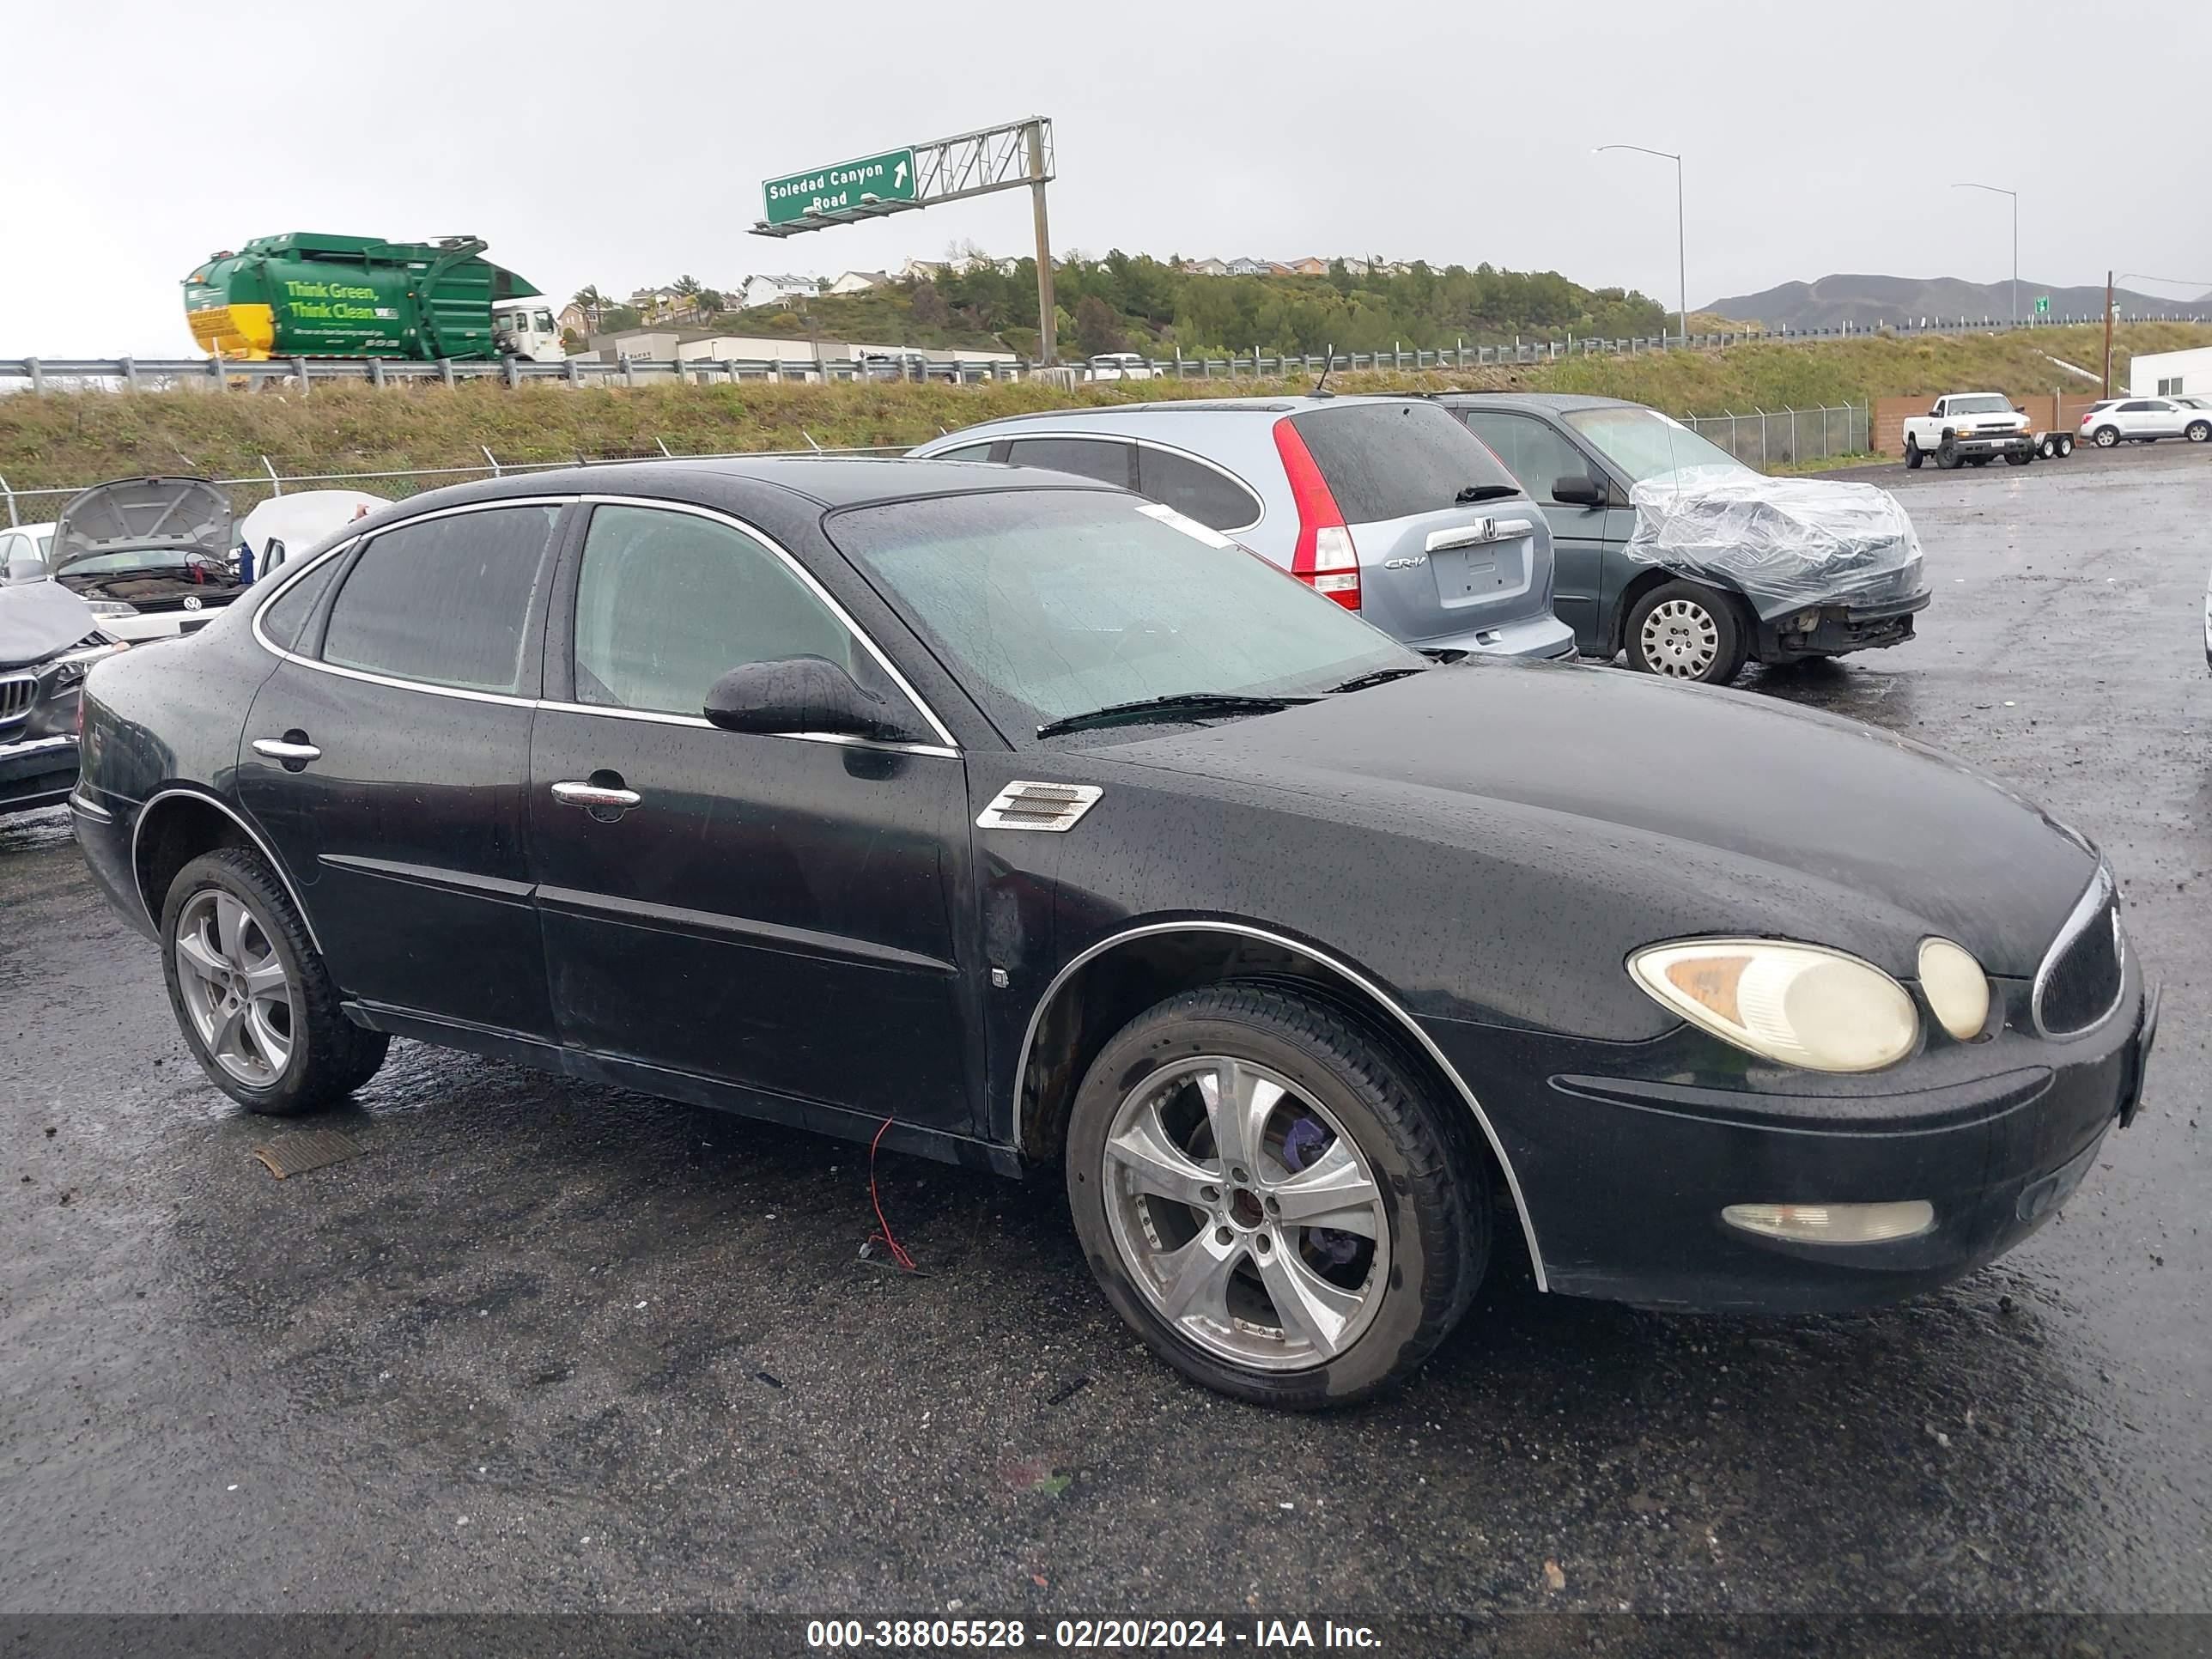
[2057,435,2075,456]
[161,848,388,1115]
[1625,580,1749,684]
[2094,425,2122,448]
[1904,439,1924,470]
[2039,434,2057,459]
[1065,984,1486,1408]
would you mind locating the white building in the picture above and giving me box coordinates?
[1224,256,1273,276]
[738,274,817,309]
[2129,345,2212,398]
[827,270,891,295]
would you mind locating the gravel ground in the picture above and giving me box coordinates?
[2,440,2207,1644]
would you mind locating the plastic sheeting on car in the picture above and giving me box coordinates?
[1623,467,1925,623]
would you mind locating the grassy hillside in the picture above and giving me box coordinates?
[5,323,2204,506]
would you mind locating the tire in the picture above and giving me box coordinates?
[2005,450,2032,466]
[1624,580,1749,684]
[160,848,389,1114]
[2058,435,2075,456]
[2039,434,2057,459]
[1065,983,1487,1408]
[1904,439,1923,470]
[1935,438,1962,470]
[2187,421,2211,443]
[2094,425,2121,448]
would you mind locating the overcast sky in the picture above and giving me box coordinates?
[9,0,2209,355]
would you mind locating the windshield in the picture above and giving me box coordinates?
[1561,406,1751,484]
[58,548,228,577]
[829,490,1419,742]
[1948,395,2013,416]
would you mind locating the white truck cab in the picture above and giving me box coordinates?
[1901,393,2035,470]
[491,301,564,362]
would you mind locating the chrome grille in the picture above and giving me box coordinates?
[2033,872,2125,1038]
[0,672,33,726]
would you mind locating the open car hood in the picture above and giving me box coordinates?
[52,477,234,574]
[0,580,100,670]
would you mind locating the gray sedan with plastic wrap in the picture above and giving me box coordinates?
[1436,392,1932,685]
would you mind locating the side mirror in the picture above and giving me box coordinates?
[1551,475,1606,507]
[703,656,918,743]
[1929,405,1943,418]
[262,538,287,574]
[3,556,46,586]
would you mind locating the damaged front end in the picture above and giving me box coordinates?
[0,582,127,816]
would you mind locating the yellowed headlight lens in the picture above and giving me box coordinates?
[1917,938,1992,1041]
[1630,940,1919,1073]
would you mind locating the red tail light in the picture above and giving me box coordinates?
[1272,417,1360,610]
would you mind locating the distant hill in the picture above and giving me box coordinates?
[1704,273,2203,330]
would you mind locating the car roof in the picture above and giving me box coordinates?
[942,393,1425,428]
[405,456,1114,513]
[1425,391,1646,415]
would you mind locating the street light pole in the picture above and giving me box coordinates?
[1952,182,2018,325]
[1596,144,1686,345]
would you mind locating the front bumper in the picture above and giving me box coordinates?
[0,732,80,814]
[1761,589,1932,663]
[1947,431,2034,459]
[1426,963,2155,1313]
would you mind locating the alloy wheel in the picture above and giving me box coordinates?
[1098,1055,1390,1371]
[173,888,296,1086]
[1638,599,1722,679]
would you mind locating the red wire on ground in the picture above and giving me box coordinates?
[867,1116,918,1272]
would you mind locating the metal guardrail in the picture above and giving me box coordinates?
[4,311,2203,395]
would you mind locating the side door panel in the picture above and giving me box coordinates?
[526,501,981,1131]
[1459,410,1620,653]
[234,501,565,1041]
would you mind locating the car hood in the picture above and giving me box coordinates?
[52,477,234,574]
[1097,662,2096,978]
[0,580,100,669]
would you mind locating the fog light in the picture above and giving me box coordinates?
[1790,608,1820,631]
[1722,1200,1935,1243]
[1918,937,1992,1041]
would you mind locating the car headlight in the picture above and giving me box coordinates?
[1917,938,1992,1041]
[1628,939,1919,1073]
[87,599,138,617]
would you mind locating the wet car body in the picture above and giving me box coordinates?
[0,580,124,815]
[68,459,2152,1393]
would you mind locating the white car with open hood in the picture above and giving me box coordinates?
[46,477,246,642]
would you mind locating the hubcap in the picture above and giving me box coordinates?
[173,889,295,1086]
[1099,1056,1390,1371]
[1639,598,1721,678]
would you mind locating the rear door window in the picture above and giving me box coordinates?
[1134,447,1261,531]
[1459,410,1595,501]
[1287,403,1520,524]
[1004,436,1138,489]
[321,505,559,694]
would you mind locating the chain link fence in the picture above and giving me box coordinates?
[1680,404,1869,467]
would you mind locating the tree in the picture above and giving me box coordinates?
[1073,295,1126,357]
[695,289,726,314]
[672,274,702,298]
[571,285,606,331]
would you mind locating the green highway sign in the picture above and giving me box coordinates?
[763,149,916,226]
[2034,295,2050,315]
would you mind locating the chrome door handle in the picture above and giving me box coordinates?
[251,738,321,763]
[550,781,641,811]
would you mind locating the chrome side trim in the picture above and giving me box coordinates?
[2032,865,2126,1040]
[129,787,324,955]
[531,697,957,759]
[1012,919,1550,1291]
[67,787,112,821]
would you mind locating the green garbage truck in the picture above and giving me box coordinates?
[184,233,562,362]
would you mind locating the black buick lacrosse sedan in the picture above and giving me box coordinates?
[71,458,2156,1407]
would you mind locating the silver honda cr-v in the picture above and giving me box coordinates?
[912,397,1576,659]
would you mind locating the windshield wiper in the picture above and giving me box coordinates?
[1327,665,1428,694]
[1456,483,1520,504]
[1036,692,1315,739]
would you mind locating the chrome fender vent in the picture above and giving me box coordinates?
[976,781,1103,833]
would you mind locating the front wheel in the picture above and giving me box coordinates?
[2094,425,2122,447]
[1935,439,1962,469]
[1066,984,1487,1408]
[2187,421,2211,443]
[1625,580,1749,684]
[2005,450,2032,466]
[161,848,389,1114]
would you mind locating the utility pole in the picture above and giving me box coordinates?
[1951,182,2018,325]
[2103,269,2114,397]
[1596,144,1687,345]
[1027,118,1056,366]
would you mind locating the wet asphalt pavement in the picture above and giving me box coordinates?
[2,441,2209,1630]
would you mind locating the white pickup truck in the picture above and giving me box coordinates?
[1901,393,2038,470]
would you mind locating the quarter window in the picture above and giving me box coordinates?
[1134,447,1261,531]
[320,506,558,693]
[572,505,863,719]
[932,443,996,463]
[1004,436,1136,489]
[257,552,349,653]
